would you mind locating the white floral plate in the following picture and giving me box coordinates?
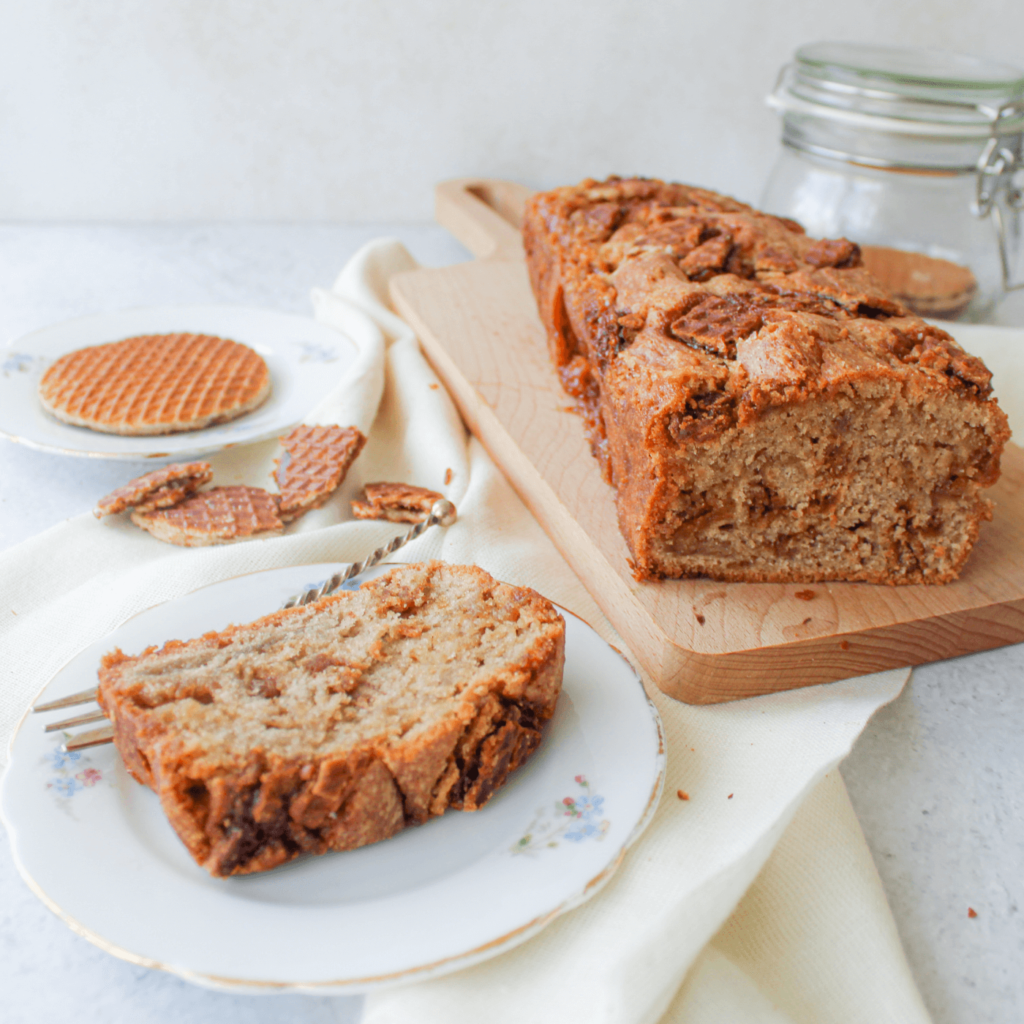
[0,305,357,460]
[0,563,665,994]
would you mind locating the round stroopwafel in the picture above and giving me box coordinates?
[860,245,978,320]
[38,333,271,435]
[130,486,283,547]
[274,425,366,522]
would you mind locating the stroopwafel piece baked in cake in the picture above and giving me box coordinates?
[38,333,271,435]
[131,485,283,546]
[523,177,1011,584]
[274,424,366,522]
[96,562,565,877]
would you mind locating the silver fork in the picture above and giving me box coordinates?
[33,499,457,752]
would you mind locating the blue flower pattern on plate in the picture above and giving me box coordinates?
[564,792,606,842]
[2,352,35,376]
[49,746,82,771]
[44,738,105,812]
[50,776,84,799]
[293,341,339,364]
[511,774,610,855]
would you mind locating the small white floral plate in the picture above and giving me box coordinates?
[0,305,357,460]
[0,563,665,994]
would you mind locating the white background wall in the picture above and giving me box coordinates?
[1,0,1022,221]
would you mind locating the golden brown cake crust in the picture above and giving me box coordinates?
[96,562,565,877]
[523,177,1011,584]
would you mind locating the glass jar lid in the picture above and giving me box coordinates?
[769,42,1024,140]
[765,42,1024,301]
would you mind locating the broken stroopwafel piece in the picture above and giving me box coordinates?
[274,424,366,522]
[38,332,271,435]
[131,486,283,547]
[94,462,214,518]
[351,482,445,524]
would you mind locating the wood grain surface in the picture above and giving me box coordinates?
[390,179,1024,703]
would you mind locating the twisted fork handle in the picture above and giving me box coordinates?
[281,499,457,608]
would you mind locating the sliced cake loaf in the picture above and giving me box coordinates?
[523,177,1011,584]
[97,562,565,877]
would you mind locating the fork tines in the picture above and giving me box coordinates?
[32,686,110,752]
[64,725,115,751]
[32,686,99,714]
[43,709,108,733]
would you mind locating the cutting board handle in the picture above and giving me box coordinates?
[435,179,533,261]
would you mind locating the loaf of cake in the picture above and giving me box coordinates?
[97,562,564,877]
[523,177,1011,583]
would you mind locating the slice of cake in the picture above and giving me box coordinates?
[97,562,565,877]
[523,177,1011,584]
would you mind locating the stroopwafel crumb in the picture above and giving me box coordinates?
[351,482,444,524]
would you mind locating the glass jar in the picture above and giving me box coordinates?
[762,42,1024,322]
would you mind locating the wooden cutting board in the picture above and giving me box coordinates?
[390,178,1024,704]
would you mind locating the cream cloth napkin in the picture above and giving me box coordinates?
[1,239,967,1023]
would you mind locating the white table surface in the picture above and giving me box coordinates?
[0,224,1020,1024]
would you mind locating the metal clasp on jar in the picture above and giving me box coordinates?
[975,100,1024,293]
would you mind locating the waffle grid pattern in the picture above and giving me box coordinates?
[38,333,270,435]
[131,486,283,546]
[275,425,366,521]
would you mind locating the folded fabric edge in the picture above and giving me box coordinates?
[665,771,933,1024]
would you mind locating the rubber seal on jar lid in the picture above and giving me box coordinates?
[768,42,1024,139]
